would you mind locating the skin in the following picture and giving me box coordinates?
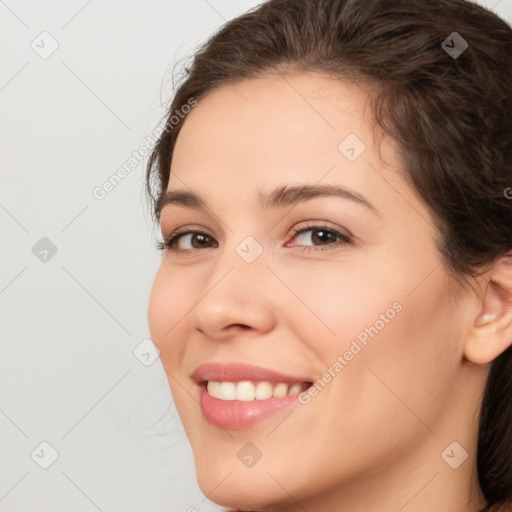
[148,72,512,511]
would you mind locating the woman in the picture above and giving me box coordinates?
[145,0,512,510]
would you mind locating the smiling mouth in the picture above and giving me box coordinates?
[203,380,312,401]
[192,363,315,428]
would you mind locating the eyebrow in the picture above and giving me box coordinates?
[156,184,379,217]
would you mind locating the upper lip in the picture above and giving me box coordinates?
[192,363,313,384]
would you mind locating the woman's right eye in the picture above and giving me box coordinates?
[157,231,219,252]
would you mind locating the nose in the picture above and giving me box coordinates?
[191,259,278,340]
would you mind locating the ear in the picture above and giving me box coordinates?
[464,252,512,364]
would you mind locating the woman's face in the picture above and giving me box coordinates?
[148,73,479,510]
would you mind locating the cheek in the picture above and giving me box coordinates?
[276,257,406,356]
[147,265,200,426]
[322,267,459,443]
[284,254,459,425]
[147,266,168,344]
[147,264,191,364]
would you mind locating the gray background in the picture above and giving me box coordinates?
[1,1,511,511]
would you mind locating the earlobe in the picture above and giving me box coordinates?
[474,313,495,326]
[464,255,512,365]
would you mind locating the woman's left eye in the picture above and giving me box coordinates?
[157,224,351,253]
[288,225,351,252]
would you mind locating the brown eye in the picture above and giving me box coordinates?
[289,225,351,252]
[163,231,218,251]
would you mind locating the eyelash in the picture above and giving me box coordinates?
[156,224,352,253]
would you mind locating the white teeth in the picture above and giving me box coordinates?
[255,381,273,400]
[288,383,302,395]
[272,383,288,398]
[206,381,306,401]
[206,381,221,397]
[219,381,236,400]
[235,381,255,401]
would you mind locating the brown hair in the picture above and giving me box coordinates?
[145,0,512,509]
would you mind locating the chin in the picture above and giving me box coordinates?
[194,462,290,511]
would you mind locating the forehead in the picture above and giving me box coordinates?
[168,72,409,216]
[173,72,377,161]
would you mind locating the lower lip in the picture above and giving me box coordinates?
[198,384,303,430]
